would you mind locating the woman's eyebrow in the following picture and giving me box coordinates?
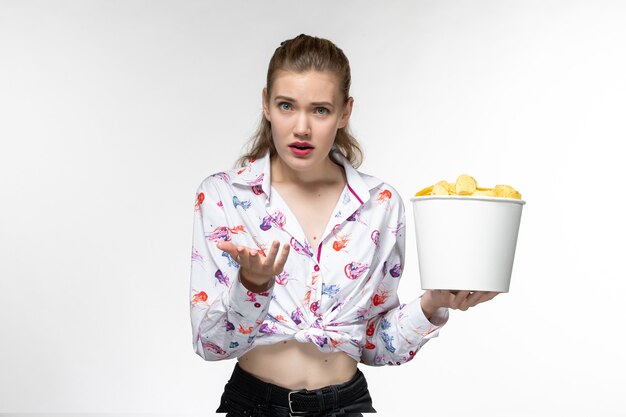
[274,95,334,107]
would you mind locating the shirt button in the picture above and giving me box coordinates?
[313,265,320,272]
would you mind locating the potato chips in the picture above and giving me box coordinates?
[415,175,522,199]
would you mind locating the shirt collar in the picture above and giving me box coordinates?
[230,148,383,205]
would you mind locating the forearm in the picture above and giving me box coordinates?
[360,297,448,366]
[192,276,273,361]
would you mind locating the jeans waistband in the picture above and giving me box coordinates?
[226,362,369,413]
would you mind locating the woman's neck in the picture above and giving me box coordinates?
[270,155,345,188]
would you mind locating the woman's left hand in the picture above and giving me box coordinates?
[421,290,499,318]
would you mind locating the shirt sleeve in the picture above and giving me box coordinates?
[360,193,449,366]
[189,176,273,361]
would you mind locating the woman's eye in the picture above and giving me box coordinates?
[278,103,328,114]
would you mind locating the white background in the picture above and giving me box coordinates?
[1,1,625,416]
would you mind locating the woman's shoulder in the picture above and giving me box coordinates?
[195,166,242,195]
[196,158,259,190]
[359,171,402,202]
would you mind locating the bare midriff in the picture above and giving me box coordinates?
[237,340,358,390]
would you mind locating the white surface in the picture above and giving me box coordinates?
[412,196,525,292]
[1,0,625,416]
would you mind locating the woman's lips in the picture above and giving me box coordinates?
[289,142,314,149]
[289,146,314,156]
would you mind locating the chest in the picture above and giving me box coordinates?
[272,183,346,249]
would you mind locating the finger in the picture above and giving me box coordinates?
[264,240,280,265]
[247,247,263,268]
[466,291,497,308]
[478,291,499,303]
[451,291,470,309]
[216,240,238,259]
[217,241,253,266]
[445,290,456,305]
[273,242,291,273]
[236,245,248,266]
[462,291,485,309]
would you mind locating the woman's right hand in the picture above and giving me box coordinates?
[216,239,290,293]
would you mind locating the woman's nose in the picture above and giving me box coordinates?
[293,113,311,136]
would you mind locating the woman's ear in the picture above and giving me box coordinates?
[262,88,271,122]
[338,97,354,129]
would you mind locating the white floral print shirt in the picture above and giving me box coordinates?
[190,149,448,366]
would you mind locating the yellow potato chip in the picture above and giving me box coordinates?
[473,189,496,197]
[455,174,477,195]
[493,184,521,199]
[416,175,522,199]
[432,181,450,195]
[415,185,433,196]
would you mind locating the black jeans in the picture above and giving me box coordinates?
[216,362,376,416]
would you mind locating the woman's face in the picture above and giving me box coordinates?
[262,70,353,172]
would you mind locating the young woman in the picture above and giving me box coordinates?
[190,34,498,416]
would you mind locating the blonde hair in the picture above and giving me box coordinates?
[234,34,363,169]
